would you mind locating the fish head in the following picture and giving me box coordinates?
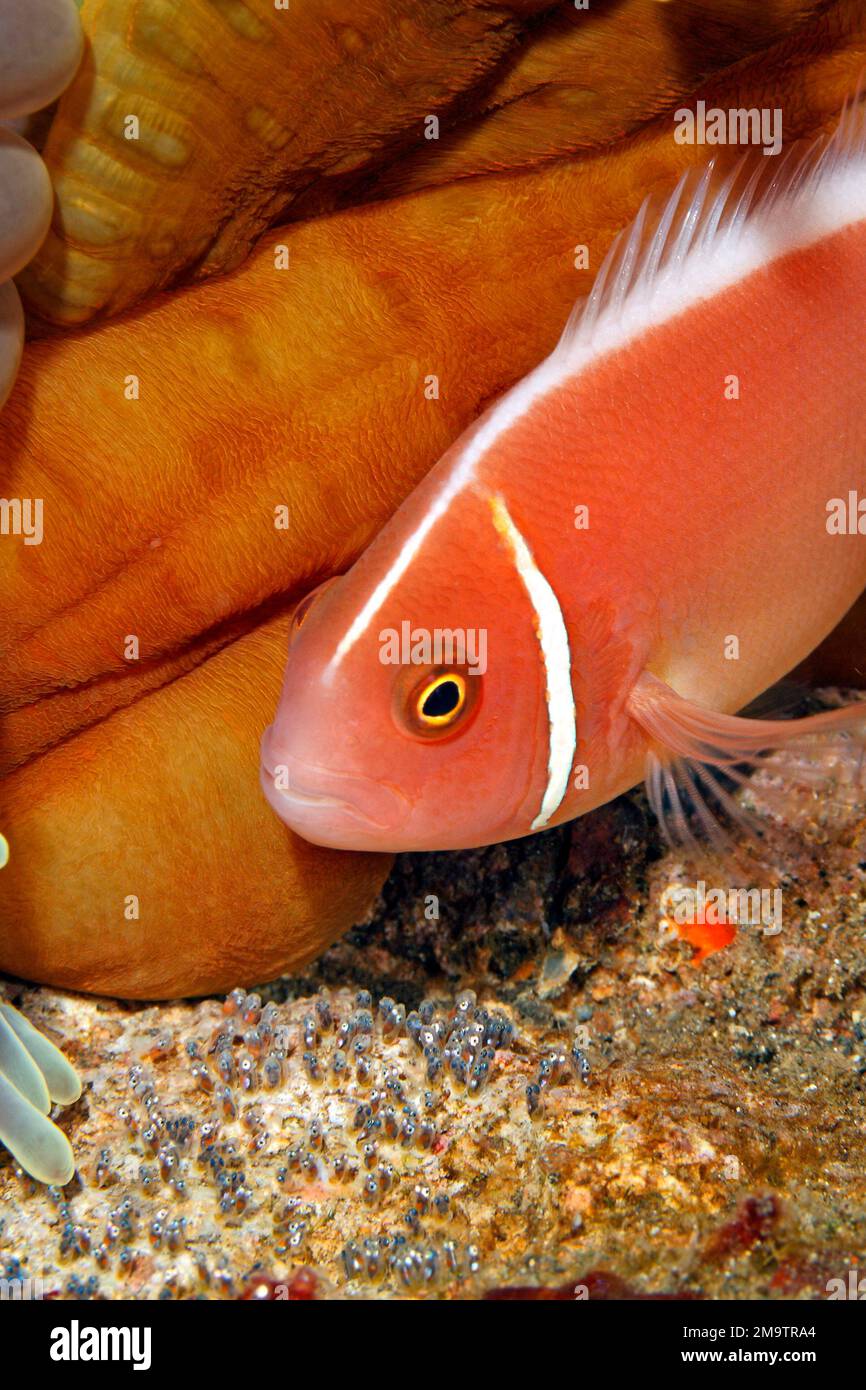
[261,482,560,851]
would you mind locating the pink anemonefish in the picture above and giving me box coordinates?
[262,92,866,854]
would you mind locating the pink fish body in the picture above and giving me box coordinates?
[262,96,866,853]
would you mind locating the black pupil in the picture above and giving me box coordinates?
[422,680,460,719]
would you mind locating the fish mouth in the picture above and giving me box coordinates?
[260,728,409,847]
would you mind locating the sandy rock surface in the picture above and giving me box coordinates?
[2,736,865,1299]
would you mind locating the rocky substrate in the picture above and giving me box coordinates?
[2,742,865,1299]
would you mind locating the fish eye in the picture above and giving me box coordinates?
[416,673,466,726]
[394,666,482,741]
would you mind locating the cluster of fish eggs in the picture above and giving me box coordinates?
[273,986,519,1289]
[4,985,592,1298]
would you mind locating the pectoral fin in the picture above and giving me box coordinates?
[628,673,866,850]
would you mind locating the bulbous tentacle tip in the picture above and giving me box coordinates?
[0,1010,51,1113]
[0,1002,82,1105]
[0,1000,81,1183]
[0,1067,76,1186]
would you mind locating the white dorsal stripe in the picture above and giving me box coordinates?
[472,96,866,482]
[551,103,866,379]
[326,455,476,677]
[489,494,576,830]
[328,94,866,676]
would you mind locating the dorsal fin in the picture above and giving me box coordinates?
[552,84,866,370]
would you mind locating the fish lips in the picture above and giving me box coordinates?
[260,726,410,849]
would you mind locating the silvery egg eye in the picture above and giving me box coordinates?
[394,666,482,740]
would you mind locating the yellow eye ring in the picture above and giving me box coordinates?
[393,666,481,741]
[415,672,467,727]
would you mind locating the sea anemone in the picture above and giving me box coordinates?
[0,1001,81,1185]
